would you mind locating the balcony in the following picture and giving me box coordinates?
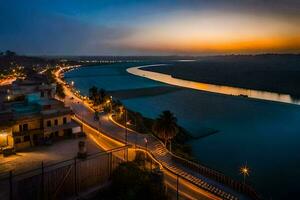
[43,121,81,133]
[12,129,42,137]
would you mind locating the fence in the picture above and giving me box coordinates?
[72,112,260,199]
[172,155,260,200]
[0,146,129,200]
[76,114,256,200]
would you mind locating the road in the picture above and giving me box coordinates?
[0,77,16,86]
[55,67,248,200]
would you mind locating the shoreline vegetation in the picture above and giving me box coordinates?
[113,108,194,160]
[87,85,218,161]
[56,63,222,162]
[87,85,195,159]
[56,63,220,161]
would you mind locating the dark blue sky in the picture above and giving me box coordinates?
[1,0,299,55]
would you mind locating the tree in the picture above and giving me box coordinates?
[99,88,107,103]
[46,69,55,83]
[56,83,66,99]
[89,86,98,103]
[5,50,16,56]
[152,110,179,151]
[107,162,167,200]
[88,86,108,105]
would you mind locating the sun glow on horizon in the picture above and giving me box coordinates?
[116,11,300,54]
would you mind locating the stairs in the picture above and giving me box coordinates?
[146,138,238,200]
[67,99,245,200]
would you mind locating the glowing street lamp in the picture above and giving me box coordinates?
[240,165,250,184]
[7,95,11,101]
[71,81,74,87]
[144,137,148,151]
[106,99,113,112]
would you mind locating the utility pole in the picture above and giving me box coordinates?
[125,109,128,144]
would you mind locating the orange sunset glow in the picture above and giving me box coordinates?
[117,11,300,54]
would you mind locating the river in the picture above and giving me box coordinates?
[64,61,300,199]
[127,64,300,105]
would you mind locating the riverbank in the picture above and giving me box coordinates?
[127,64,300,105]
[60,65,255,200]
[64,62,300,199]
[108,86,182,100]
[144,55,300,98]
[112,108,198,160]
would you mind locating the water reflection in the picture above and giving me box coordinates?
[127,64,300,105]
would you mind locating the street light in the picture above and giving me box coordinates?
[7,95,10,101]
[124,109,128,144]
[109,96,113,112]
[240,165,250,184]
[71,81,74,87]
[144,137,148,151]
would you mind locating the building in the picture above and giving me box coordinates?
[0,80,81,155]
[6,79,56,102]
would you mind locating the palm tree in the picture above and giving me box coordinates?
[89,86,98,102]
[152,110,179,151]
[99,88,107,104]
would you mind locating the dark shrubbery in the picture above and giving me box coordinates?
[113,107,194,160]
[97,161,168,200]
[56,83,66,99]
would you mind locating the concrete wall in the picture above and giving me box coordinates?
[13,118,41,132]
[10,114,72,151]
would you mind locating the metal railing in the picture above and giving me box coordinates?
[0,146,129,200]
[76,113,256,199]
[109,114,261,199]
[172,155,260,200]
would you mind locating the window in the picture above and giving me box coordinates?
[23,124,28,131]
[54,119,58,126]
[19,124,28,132]
[63,117,67,124]
[15,138,21,144]
[47,120,51,127]
[24,135,30,142]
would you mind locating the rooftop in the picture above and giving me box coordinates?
[0,98,72,124]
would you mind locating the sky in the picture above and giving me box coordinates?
[0,0,300,56]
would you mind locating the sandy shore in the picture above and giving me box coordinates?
[127,64,300,105]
